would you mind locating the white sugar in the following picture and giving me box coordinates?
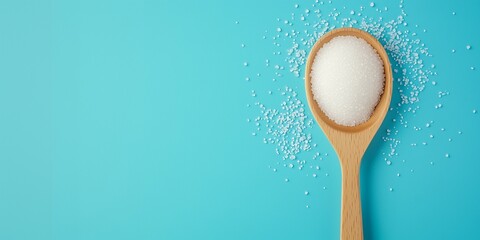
[310,36,385,126]
[246,1,439,191]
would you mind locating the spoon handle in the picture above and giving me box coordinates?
[340,163,363,240]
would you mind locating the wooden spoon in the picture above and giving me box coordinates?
[304,28,392,240]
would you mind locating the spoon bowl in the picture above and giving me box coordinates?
[305,28,392,240]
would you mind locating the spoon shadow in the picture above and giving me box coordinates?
[361,57,405,240]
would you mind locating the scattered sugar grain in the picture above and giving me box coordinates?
[248,1,439,190]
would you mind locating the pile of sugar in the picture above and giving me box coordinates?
[310,36,385,126]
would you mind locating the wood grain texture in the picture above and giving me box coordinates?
[304,28,393,240]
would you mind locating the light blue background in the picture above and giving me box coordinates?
[0,0,479,239]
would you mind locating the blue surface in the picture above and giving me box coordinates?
[0,0,479,239]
